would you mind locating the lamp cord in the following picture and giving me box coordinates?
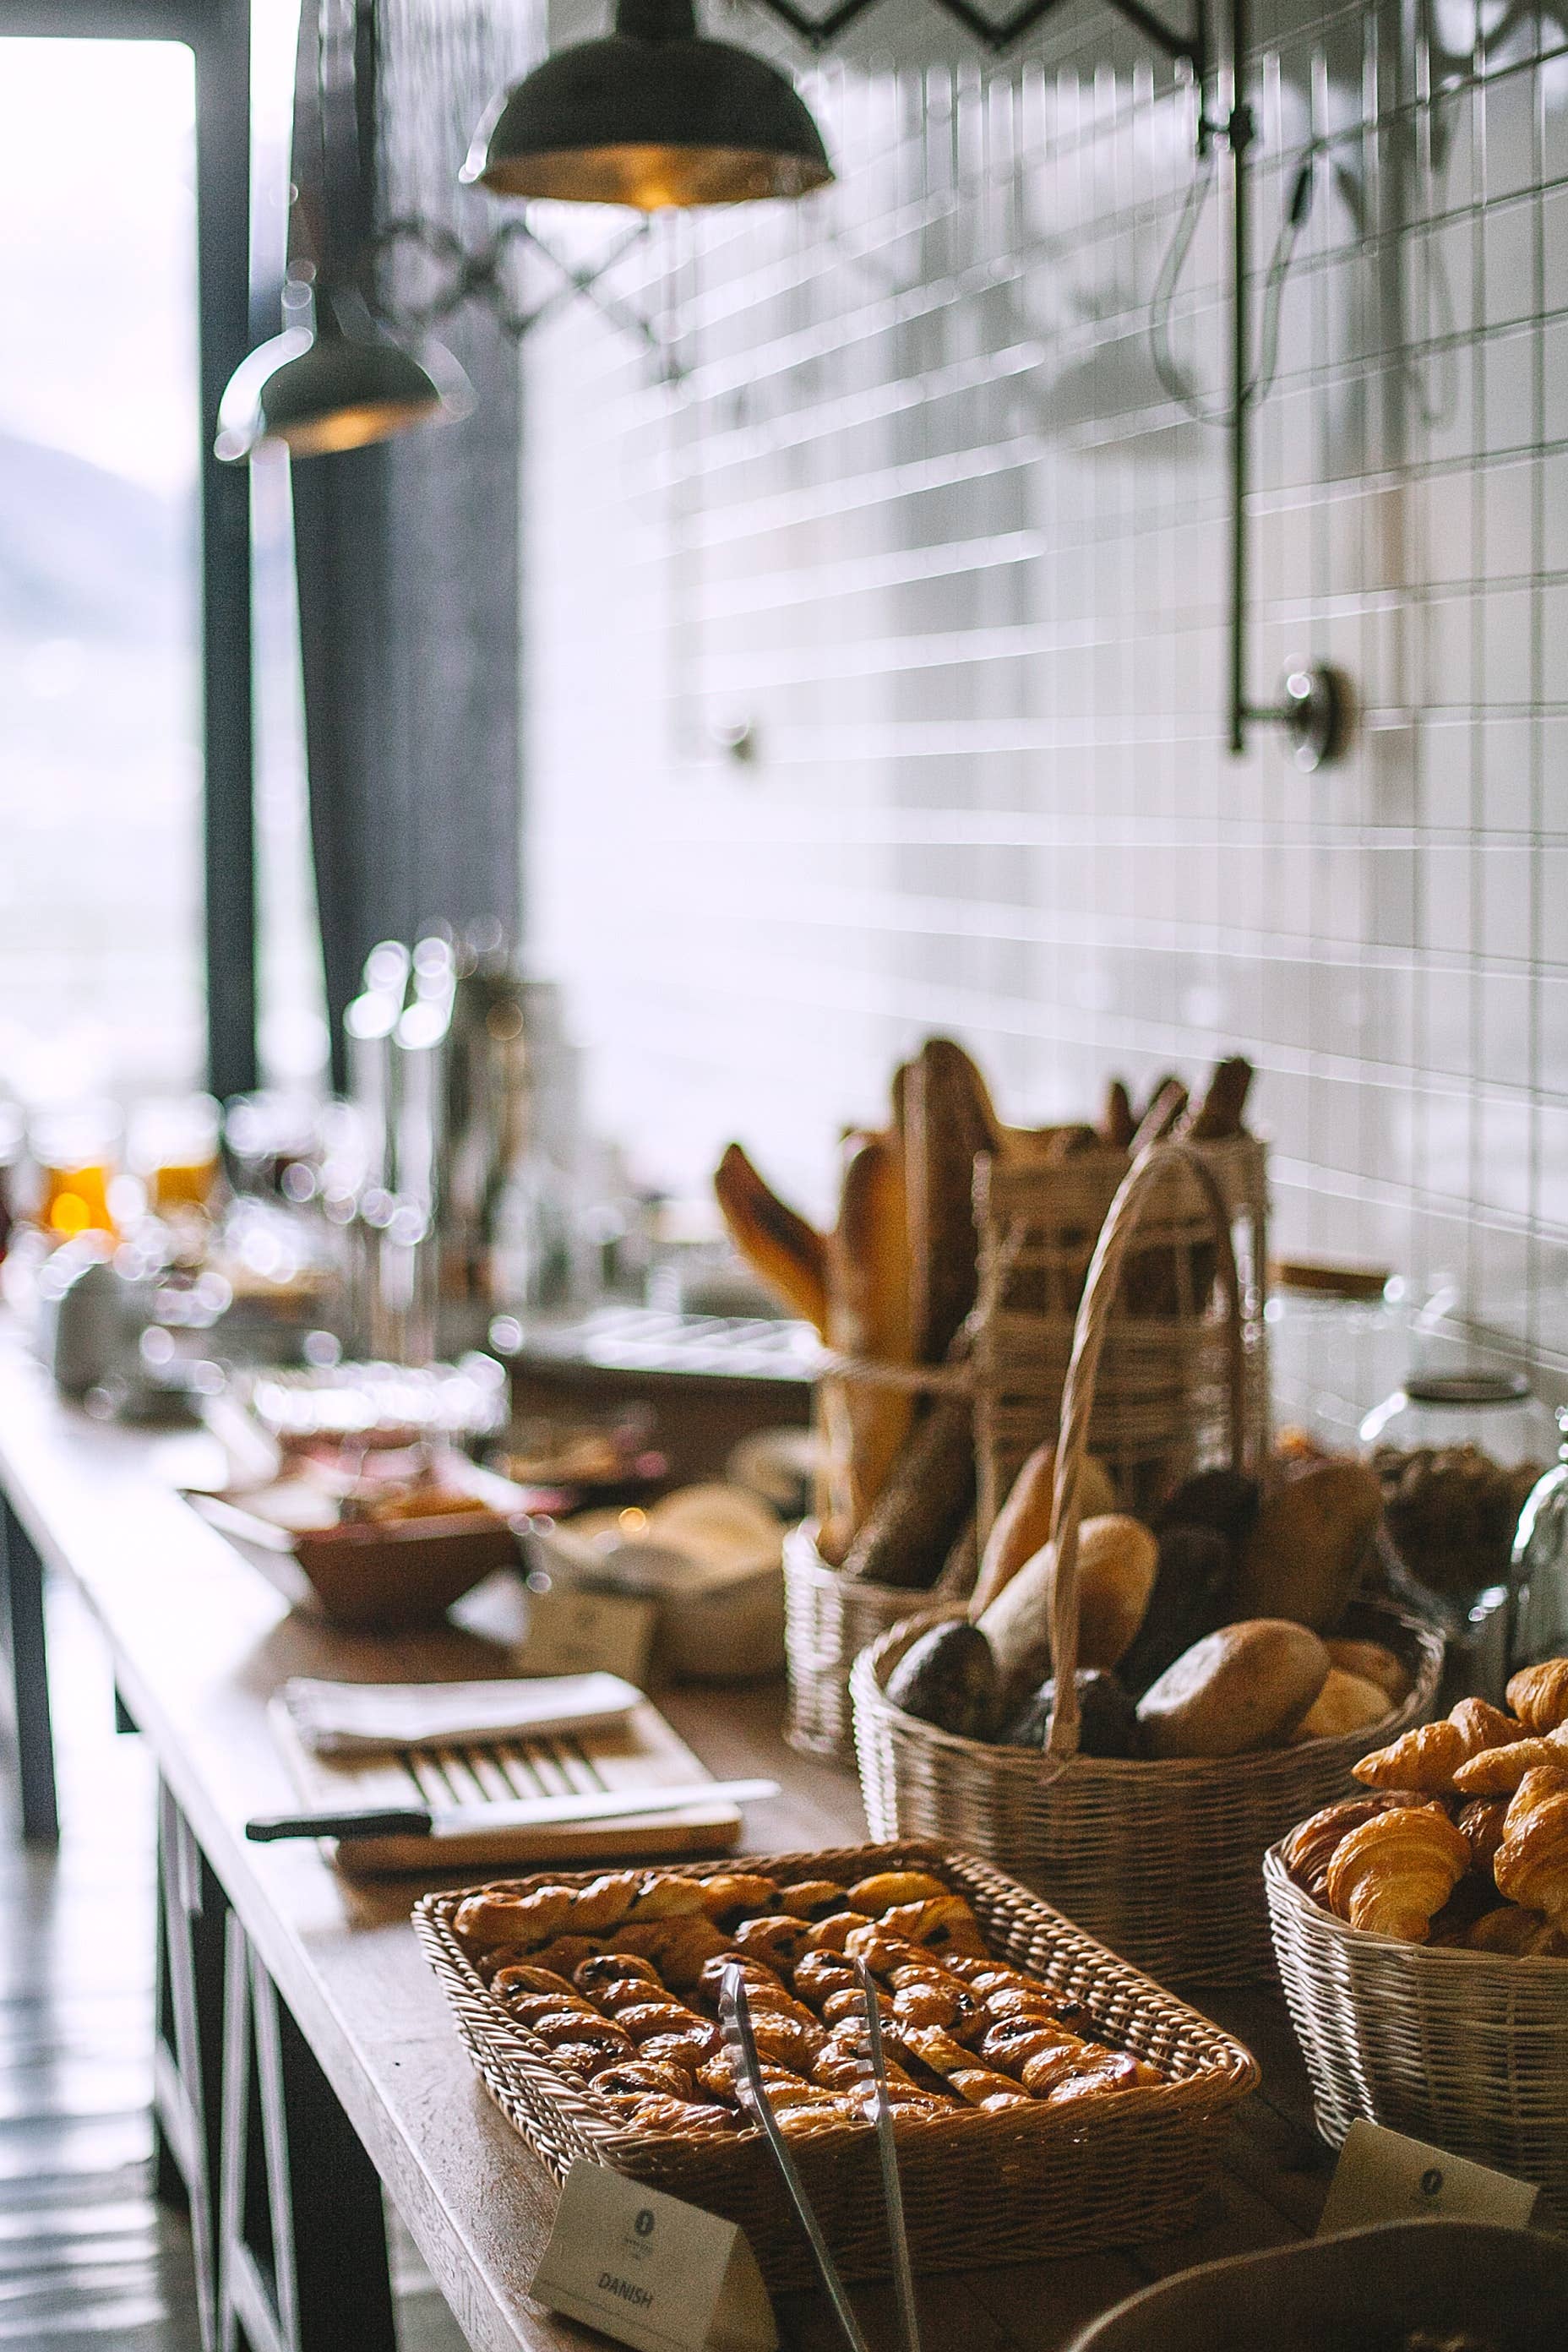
[1149,135,1321,424]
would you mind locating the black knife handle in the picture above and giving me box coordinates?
[244,1807,433,1843]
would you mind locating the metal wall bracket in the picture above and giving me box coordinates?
[1245,663,1353,774]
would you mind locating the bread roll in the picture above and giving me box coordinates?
[1136,1620,1331,1757]
[970,1442,1116,1614]
[1235,1460,1381,1630]
[1324,1638,1410,1707]
[976,1514,1157,1702]
[1290,1668,1392,1745]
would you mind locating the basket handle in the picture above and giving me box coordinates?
[1044,1140,1249,1762]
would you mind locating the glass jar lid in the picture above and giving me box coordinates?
[1402,1371,1532,1408]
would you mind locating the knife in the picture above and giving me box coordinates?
[244,1776,779,1843]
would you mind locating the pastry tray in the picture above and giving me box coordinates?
[415,1842,1258,2289]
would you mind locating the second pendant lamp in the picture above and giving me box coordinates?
[463,0,834,208]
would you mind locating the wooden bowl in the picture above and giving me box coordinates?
[291,1511,520,1631]
[1064,2219,1568,2351]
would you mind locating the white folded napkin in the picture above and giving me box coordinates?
[280,1672,641,1756]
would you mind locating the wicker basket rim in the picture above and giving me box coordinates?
[1262,1843,1568,1970]
[416,1841,1260,2167]
[783,1520,935,1612]
[854,1600,1444,1780]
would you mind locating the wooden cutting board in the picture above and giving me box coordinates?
[268,1696,743,1876]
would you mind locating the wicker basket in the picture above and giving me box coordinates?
[972,1133,1269,1535]
[414,1842,1259,2290]
[850,1141,1444,1986]
[1265,1848,1568,2228]
[790,1130,1268,1760]
[782,1521,919,1760]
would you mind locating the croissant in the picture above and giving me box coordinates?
[1493,1766,1568,1927]
[1324,1805,1470,1941]
[1456,1795,1509,1878]
[1282,1792,1427,1903]
[1353,1698,1516,1792]
[1506,1658,1568,1734]
[1463,1903,1568,1956]
[1452,1723,1568,1794]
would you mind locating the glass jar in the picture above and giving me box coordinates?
[1361,1370,1558,1701]
[1509,1411,1568,1672]
[1267,1260,1409,1451]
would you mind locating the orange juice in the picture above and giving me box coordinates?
[151,1157,219,1213]
[41,1161,116,1239]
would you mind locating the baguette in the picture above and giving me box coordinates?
[838,1395,976,1588]
[714,1144,829,1335]
[821,1129,914,1528]
[1180,1055,1255,1141]
[902,1038,999,1365]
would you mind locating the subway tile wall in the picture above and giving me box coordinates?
[521,0,1568,1381]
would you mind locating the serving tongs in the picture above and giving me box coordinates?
[718,1959,921,2352]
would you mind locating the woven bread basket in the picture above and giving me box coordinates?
[788,1129,1267,1761]
[1264,1848,1568,2228]
[972,1132,1269,1535]
[414,1841,1258,2291]
[782,1521,919,1760]
[850,1141,1443,1986]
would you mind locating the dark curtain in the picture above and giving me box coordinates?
[290,0,530,1085]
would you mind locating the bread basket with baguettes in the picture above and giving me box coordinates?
[413,1841,1258,2291]
[783,1126,1271,1761]
[783,1518,933,1758]
[1264,1843,1568,2226]
[851,1141,1443,1986]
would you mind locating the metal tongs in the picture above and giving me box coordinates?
[718,1958,921,2352]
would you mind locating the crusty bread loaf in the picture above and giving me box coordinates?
[1137,1620,1330,1758]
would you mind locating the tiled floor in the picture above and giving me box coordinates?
[0,1577,466,2351]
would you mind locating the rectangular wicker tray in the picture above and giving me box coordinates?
[414,1842,1259,2291]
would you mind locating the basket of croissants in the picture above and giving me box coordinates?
[1266,1658,1568,2224]
[414,1842,1258,2289]
[850,1140,1443,1986]
[717,1041,1270,1761]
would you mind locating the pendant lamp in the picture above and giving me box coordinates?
[461,0,833,209]
[215,280,472,464]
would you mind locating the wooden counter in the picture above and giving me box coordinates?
[0,1340,1331,2352]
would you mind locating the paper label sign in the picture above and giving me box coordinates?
[531,2159,777,2352]
[518,1582,656,1685]
[1317,2117,1538,2237]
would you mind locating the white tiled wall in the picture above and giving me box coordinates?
[522,0,1568,1377]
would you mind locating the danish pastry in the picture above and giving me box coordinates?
[879,1896,988,1957]
[575,1953,659,1995]
[778,1880,853,1920]
[490,1963,578,2003]
[455,1886,574,1951]
[592,2061,695,2100]
[847,1870,949,1914]
[569,1871,643,1933]
[694,1874,781,1924]
[626,1876,712,1923]
[628,2095,738,2137]
[731,1915,814,1971]
[613,2001,708,2045]
[638,2026,723,2071]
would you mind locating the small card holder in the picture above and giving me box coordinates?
[532,2160,777,2352]
[1317,2117,1539,2237]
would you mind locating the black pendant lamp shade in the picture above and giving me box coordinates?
[215,283,472,463]
[462,0,833,208]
